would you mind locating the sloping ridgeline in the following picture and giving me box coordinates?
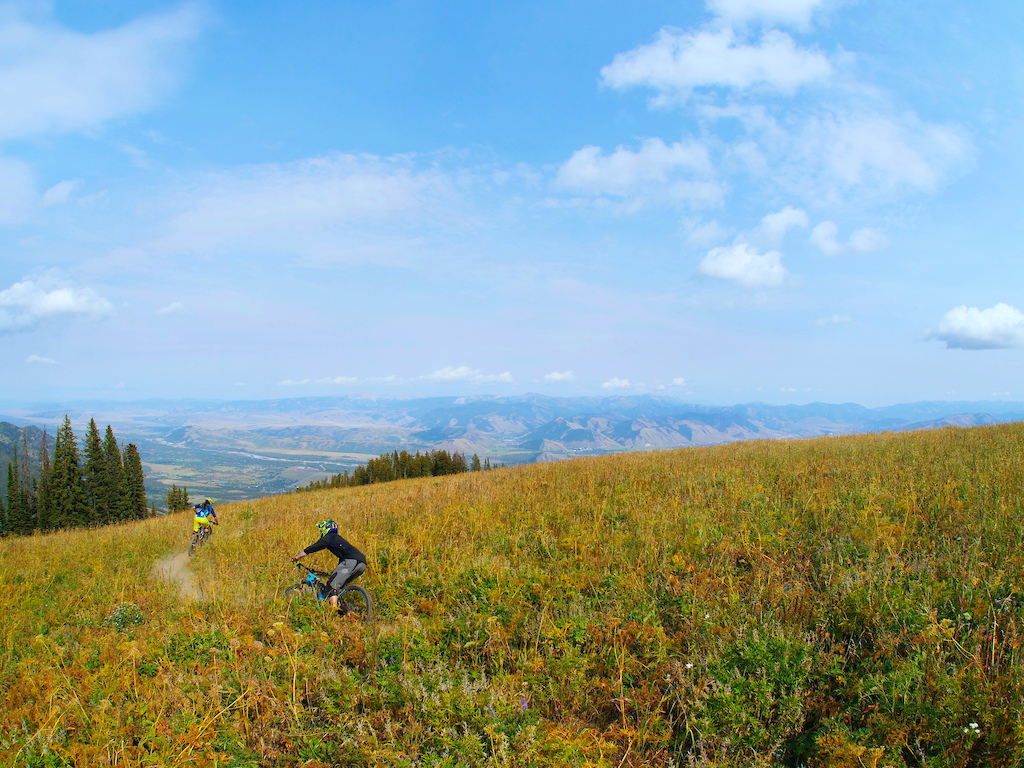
[0,422,52,503]
[2,423,1024,765]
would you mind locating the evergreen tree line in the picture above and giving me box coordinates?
[166,484,192,513]
[0,416,148,536]
[296,449,499,493]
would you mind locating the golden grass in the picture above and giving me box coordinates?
[2,424,1023,766]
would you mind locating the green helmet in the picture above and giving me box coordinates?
[316,519,337,536]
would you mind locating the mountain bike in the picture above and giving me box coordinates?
[286,562,373,623]
[188,523,215,556]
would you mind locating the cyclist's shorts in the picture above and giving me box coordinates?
[193,516,214,532]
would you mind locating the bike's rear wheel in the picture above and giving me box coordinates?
[336,584,373,624]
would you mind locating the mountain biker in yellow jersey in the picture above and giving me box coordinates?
[291,519,366,609]
[193,498,218,537]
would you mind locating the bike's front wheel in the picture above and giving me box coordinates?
[336,584,373,624]
[188,533,200,557]
[284,582,314,598]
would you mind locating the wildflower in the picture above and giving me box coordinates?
[685,663,694,669]
[105,603,144,632]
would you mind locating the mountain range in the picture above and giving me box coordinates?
[1,394,1021,504]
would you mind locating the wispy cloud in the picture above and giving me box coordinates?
[810,221,888,255]
[26,354,56,364]
[41,179,80,207]
[0,3,206,141]
[556,138,720,206]
[157,301,185,314]
[927,303,1024,350]
[153,153,458,261]
[816,313,851,326]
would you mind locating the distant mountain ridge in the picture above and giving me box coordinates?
[1,395,1021,502]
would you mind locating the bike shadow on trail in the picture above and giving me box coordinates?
[151,551,207,600]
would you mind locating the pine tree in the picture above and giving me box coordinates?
[471,453,482,471]
[6,452,32,535]
[36,428,52,531]
[81,418,109,526]
[19,433,36,532]
[102,426,130,522]
[123,443,147,519]
[50,416,86,529]
[166,484,191,513]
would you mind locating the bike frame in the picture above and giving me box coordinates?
[294,561,333,600]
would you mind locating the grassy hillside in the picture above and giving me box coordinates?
[2,424,1023,767]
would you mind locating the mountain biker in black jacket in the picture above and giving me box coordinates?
[292,519,367,609]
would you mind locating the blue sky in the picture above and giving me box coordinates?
[1,0,1022,407]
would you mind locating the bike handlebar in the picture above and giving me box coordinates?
[293,561,330,578]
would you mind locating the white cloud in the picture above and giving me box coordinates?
[810,221,888,255]
[753,205,807,246]
[0,4,205,141]
[332,376,358,385]
[26,354,56,364]
[707,0,828,29]
[601,377,632,390]
[809,221,842,255]
[422,366,513,384]
[698,242,787,287]
[41,178,79,207]
[544,370,575,382]
[671,377,688,386]
[927,303,1024,350]
[556,138,719,205]
[601,27,832,104]
[157,301,185,314]
[0,278,114,333]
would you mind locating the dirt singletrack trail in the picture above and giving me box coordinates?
[151,551,204,599]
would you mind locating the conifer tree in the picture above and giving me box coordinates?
[82,418,109,525]
[36,428,52,531]
[50,416,86,529]
[102,426,130,522]
[123,443,147,519]
[6,453,32,535]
